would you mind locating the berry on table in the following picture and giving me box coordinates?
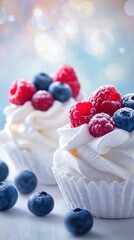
[88,85,122,116]
[0,161,9,182]
[64,208,93,236]
[52,65,80,98]
[122,93,134,110]
[27,191,54,216]
[0,182,18,211]
[88,112,115,137]
[14,170,37,194]
[113,107,134,132]
[69,101,96,128]
[48,81,72,102]
[9,79,36,105]
[33,73,52,91]
[32,90,54,111]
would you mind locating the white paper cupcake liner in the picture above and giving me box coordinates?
[53,165,134,219]
[0,144,56,185]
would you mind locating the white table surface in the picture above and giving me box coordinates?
[0,184,134,240]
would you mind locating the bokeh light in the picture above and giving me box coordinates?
[34,33,64,62]
[62,1,76,18]
[78,1,96,18]
[65,20,79,36]
[31,8,54,30]
[85,29,114,56]
[119,48,125,54]
[8,14,15,22]
[0,7,7,24]
[69,0,83,10]
[0,0,134,128]
[105,63,125,81]
[124,0,134,16]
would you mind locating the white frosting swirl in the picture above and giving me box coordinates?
[2,99,76,156]
[55,124,134,182]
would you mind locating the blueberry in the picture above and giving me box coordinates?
[48,81,72,102]
[33,73,52,91]
[113,107,134,132]
[14,170,37,194]
[122,93,134,110]
[0,161,9,182]
[64,208,93,236]
[27,191,54,216]
[0,182,18,211]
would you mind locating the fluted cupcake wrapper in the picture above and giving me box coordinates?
[53,165,134,219]
[0,144,56,185]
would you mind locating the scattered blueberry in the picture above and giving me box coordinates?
[0,161,9,182]
[113,107,134,132]
[0,182,18,211]
[14,170,37,194]
[48,81,72,102]
[64,208,93,236]
[122,93,134,110]
[33,73,52,91]
[27,191,54,216]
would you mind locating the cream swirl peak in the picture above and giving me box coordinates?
[3,99,76,155]
[55,123,134,182]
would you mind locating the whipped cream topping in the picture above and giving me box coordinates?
[54,124,134,182]
[1,99,76,156]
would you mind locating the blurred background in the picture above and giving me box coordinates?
[0,0,134,129]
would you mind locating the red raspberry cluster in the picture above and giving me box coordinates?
[8,66,81,111]
[88,85,122,116]
[69,85,122,137]
[9,79,36,105]
[52,65,80,98]
[69,101,96,128]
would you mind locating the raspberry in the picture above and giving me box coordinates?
[32,90,54,111]
[52,65,80,98]
[69,101,96,128]
[9,79,36,105]
[88,113,115,137]
[88,85,122,116]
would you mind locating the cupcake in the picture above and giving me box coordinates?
[53,85,134,218]
[0,65,83,185]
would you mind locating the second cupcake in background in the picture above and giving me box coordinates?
[0,65,83,185]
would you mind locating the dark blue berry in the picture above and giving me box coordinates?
[122,93,134,110]
[33,73,52,91]
[0,182,18,211]
[27,191,54,216]
[48,81,72,102]
[0,161,9,182]
[64,208,93,236]
[14,170,37,194]
[113,107,134,132]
